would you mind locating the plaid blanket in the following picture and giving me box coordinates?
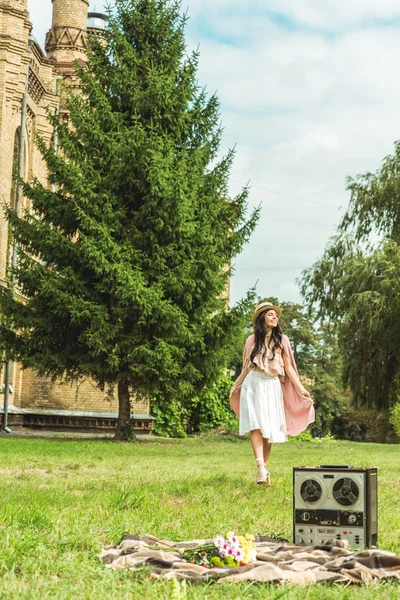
[100,534,400,585]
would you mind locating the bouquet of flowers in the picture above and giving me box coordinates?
[182,532,256,568]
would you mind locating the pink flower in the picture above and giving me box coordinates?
[214,535,224,549]
[229,535,238,545]
[235,550,244,561]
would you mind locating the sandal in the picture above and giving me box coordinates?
[256,464,271,487]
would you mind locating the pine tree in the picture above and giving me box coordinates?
[0,0,258,439]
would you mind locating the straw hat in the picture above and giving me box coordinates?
[252,301,282,325]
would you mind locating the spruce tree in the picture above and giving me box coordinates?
[0,0,258,439]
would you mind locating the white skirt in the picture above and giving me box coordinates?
[239,370,287,442]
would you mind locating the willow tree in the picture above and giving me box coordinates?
[301,144,400,409]
[0,0,258,439]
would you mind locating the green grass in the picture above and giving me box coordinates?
[0,435,399,599]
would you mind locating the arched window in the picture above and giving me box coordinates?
[10,127,21,210]
[7,126,27,268]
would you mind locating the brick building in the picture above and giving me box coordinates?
[0,0,152,433]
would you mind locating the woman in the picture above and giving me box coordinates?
[230,301,315,486]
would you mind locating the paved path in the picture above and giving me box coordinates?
[0,427,154,440]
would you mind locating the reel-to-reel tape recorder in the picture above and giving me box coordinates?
[293,465,377,549]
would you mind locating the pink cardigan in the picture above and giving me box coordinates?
[229,334,315,437]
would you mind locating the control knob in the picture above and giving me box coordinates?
[348,514,357,524]
[301,512,310,522]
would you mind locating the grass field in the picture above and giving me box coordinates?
[0,435,399,599]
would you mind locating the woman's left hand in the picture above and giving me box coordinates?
[301,389,313,402]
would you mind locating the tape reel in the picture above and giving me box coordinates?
[332,477,360,506]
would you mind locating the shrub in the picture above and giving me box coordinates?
[151,373,237,437]
[151,395,189,438]
[331,408,398,443]
[186,373,237,434]
[389,403,400,440]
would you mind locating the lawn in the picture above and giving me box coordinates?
[0,435,399,599]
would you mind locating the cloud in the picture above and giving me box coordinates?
[304,130,340,151]
[187,0,400,31]
[263,0,400,30]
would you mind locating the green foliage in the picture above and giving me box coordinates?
[342,141,400,243]
[152,373,237,437]
[301,139,400,411]
[0,0,258,438]
[151,394,188,438]
[302,240,400,410]
[286,429,336,442]
[276,299,317,374]
[228,311,253,380]
[310,368,345,435]
[182,542,219,566]
[186,373,237,434]
[389,403,400,439]
[286,429,314,442]
[331,408,398,443]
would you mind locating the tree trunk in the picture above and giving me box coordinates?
[114,378,135,440]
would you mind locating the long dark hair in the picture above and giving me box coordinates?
[250,311,283,364]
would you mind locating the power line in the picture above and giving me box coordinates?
[234,267,307,271]
[231,179,340,209]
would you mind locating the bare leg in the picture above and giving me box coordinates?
[250,429,264,461]
[263,439,272,466]
[250,429,268,483]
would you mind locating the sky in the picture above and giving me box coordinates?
[26,0,400,306]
